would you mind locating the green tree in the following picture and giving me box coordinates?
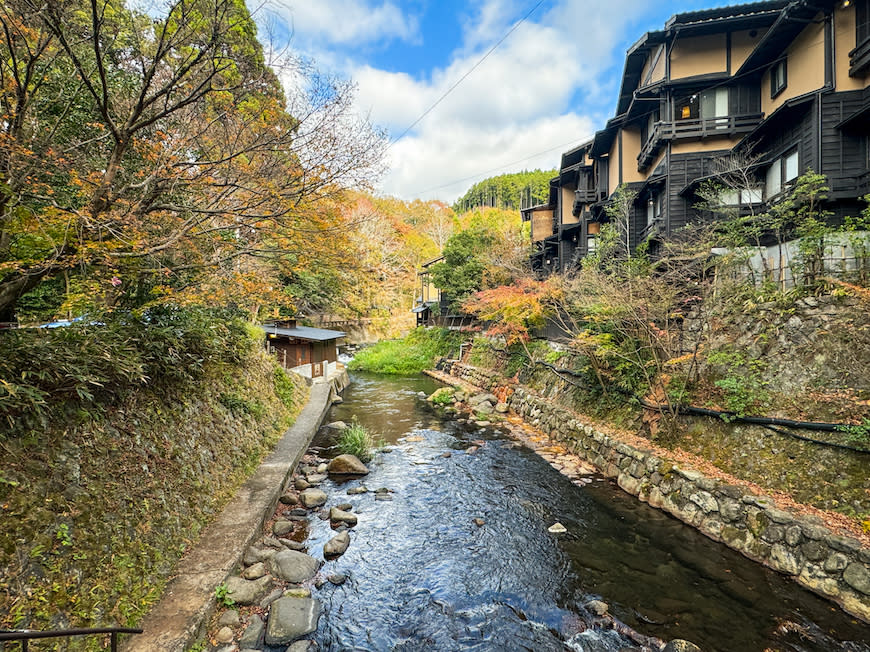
[429,224,495,312]
[0,0,385,320]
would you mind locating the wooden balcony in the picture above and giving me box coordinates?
[637,113,763,171]
[849,37,870,77]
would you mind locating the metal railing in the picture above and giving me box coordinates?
[0,627,142,651]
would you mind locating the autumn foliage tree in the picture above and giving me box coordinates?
[0,0,385,321]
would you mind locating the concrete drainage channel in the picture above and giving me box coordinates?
[123,372,346,652]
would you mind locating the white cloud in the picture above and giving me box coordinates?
[259,0,661,202]
[382,114,597,203]
[264,0,419,46]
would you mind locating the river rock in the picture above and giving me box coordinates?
[324,531,351,558]
[294,477,311,491]
[225,575,272,605]
[299,488,328,508]
[264,597,321,646]
[336,502,353,511]
[469,392,498,406]
[317,462,328,473]
[260,587,283,608]
[287,641,316,652]
[218,609,241,627]
[238,615,264,649]
[325,421,348,432]
[273,520,295,536]
[330,507,358,526]
[242,562,268,580]
[284,587,312,598]
[585,600,608,616]
[269,549,320,583]
[243,545,275,566]
[328,454,370,476]
[662,641,702,652]
[548,522,567,534]
[216,626,234,644]
[283,539,306,552]
[328,573,347,585]
[473,518,485,527]
[262,536,285,549]
[279,492,299,505]
[347,486,369,495]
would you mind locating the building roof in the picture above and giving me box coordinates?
[666,0,790,29]
[735,0,835,76]
[261,324,346,341]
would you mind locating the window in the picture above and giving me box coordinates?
[721,188,764,206]
[646,193,663,226]
[770,59,787,98]
[676,88,729,122]
[765,149,799,199]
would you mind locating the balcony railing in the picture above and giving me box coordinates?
[849,36,870,77]
[638,113,763,171]
[831,170,870,197]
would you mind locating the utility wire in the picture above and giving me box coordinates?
[387,0,548,148]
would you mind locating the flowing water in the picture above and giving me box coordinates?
[303,372,870,651]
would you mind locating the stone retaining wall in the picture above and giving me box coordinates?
[436,359,870,623]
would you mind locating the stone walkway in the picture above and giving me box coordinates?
[123,381,334,652]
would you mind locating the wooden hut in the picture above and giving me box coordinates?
[262,319,345,378]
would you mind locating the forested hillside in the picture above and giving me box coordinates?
[452,170,556,213]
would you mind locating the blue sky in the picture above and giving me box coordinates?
[254,0,716,202]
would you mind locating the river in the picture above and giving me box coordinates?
[302,372,870,651]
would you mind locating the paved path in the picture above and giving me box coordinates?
[124,381,333,652]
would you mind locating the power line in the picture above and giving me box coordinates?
[387,0,548,148]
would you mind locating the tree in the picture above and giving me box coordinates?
[0,0,386,320]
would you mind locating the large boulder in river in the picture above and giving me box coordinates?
[264,596,321,646]
[269,549,320,583]
[324,421,348,432]
[327,454,369,476]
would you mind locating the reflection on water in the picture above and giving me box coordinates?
[305,372,870,651]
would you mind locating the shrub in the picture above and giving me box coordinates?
[0,305,254,435]
[347,327,463,375]
[336,419,382,462]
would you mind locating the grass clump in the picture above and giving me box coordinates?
[337,419,382,462]
[347,327,464,375]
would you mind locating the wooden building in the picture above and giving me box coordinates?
[526,0,870,274]
[262,319,345,378]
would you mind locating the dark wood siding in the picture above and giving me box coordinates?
[821,90,870,198]
[752,100,816,174]
[665,150,731,234]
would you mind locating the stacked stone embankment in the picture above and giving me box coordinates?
[435,359,870,623]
